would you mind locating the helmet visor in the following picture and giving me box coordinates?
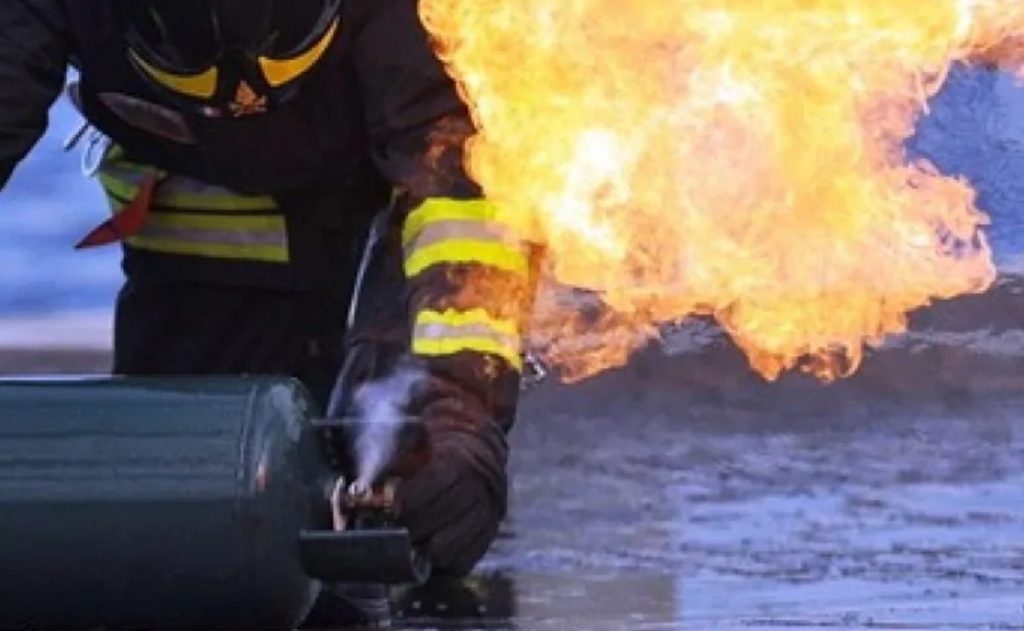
[125,0,223,74]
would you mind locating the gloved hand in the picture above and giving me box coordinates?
[394,397,509,576]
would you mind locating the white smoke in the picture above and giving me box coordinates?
[351,367,424,490]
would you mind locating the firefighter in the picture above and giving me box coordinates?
[0,0,534,622]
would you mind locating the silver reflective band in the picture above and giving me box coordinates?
[413,321,521,353]
[141,225,288,247]
[405,220,510,255]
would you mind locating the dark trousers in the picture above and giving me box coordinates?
[112,280,350,410]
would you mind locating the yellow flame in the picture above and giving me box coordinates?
[421,0,1024,381]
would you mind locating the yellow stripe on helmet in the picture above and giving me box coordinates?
[129,50,218,99]
[258,18,340,88]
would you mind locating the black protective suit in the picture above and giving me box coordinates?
[0,0,534,577]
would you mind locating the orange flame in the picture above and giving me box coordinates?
[420,1,1024,381]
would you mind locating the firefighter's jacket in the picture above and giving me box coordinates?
[0,0,534,560]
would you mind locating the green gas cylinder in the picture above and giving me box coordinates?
[0,377,410,630]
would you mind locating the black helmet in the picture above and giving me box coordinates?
[123,0,342,117]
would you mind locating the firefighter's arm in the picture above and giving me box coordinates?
[350,0,535,574]
[0,0,69,189]
[395,194,534,575]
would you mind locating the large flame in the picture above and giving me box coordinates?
[420,1,1024,381]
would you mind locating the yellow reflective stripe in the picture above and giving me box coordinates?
[141,212,286,234]
[126,235,289,263]
[100,160,165,182]
[98,173,277,212]
[129,50,218,99]
[97,146,174,189]
[125,212,288,262]
[259,19,340,87]
[104,143,127,162]
[414,338,523,371]
[100,145,162,177]
[413,308,522,370]
[404,240,529,278]
[403,198,528,277]
[97,172,150,206]
[417,308,520,336]
[403,198,502,248]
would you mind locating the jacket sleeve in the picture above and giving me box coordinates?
[349,0,537,574]
[0,0,69,190]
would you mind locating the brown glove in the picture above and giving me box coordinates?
[394,398,509,576]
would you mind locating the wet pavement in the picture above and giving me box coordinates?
[2,283,1024,630]
[392,279,1024,630]
[451,390,1024,630]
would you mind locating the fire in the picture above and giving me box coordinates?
[420,1,1024,381]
